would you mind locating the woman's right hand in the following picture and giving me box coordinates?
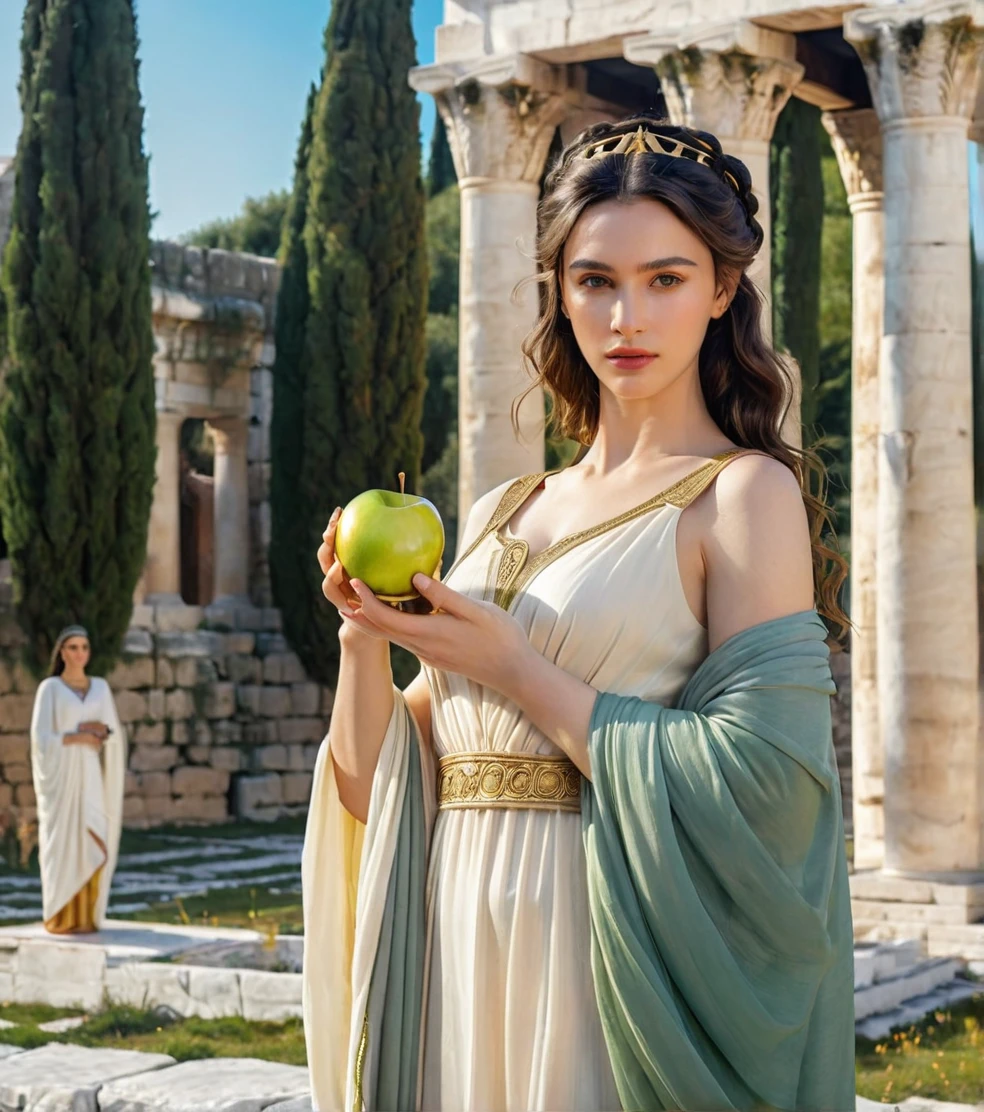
[318,508,388,644]
[64,731,103,751]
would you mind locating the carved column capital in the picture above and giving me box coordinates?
[625,22,804,141]
[207,414,248,454]
[410,53,567,183]
[822,108,884,207]
[845,1,984,126]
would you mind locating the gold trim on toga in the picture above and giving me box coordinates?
[449,450,752,610]
[44,829,106,934]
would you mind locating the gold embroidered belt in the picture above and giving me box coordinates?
[437,752,581,812]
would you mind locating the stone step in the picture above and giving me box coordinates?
[854,917,984,960]
[850,870,984,912]
[926,922,984,962]
[854,956,963,1020]
[854,938,924,988]
[854,917,930,942]
[855,977,981,1042]
[857,1092,984,1111]
[852,897,984,926]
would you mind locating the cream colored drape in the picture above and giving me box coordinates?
[30,676,126,929]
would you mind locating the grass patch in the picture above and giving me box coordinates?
[0,1002,83,1025]
[124,884,303,935]
[3,991,984,1087]
[0,1002,306,1065]
[117,816,307,854]
[855,990,984,1104]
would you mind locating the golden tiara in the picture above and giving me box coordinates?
[581,125,741,194]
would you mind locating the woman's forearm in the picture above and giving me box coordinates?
[63,732,101,749]
[330,629,395,823]
[502,649,598,779]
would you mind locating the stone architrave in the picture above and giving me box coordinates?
[625,23,804,312]
[143,410,184,602]
[410,54,567,533]
[208,415,250,603]
[822,107,885,872]
[846,0,984,876]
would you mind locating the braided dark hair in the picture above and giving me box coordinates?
[517,113,849,643]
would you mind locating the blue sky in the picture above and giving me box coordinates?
[0,0,444,240]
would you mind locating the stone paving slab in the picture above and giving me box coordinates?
[0,1042,25,1059]
[0,1043,174,1112]
[37,1014,86,1033]
[265,1099,312,1112]
[98,1057,310,1112]
[858,1098,984,1111]
[0,919,264,963]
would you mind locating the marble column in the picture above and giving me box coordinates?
[410,55,566,533]
[625,23,804,318]
[209,416,250,604]
[846,1,984,876]
[143,410,184,602]
[822,107,886,871]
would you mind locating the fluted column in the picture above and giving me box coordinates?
[625,23,804,313]
[208,416,250,603]
[822,107,886,871]
[143,410,183,602]
[411,55,566,533]
[846,1,984,876]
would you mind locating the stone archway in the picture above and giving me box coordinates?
[141,250,266,616]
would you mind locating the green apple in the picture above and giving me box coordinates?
[335,489,445,601]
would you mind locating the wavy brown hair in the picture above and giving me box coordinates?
[518,115,849,644]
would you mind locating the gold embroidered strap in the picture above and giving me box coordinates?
[438,752,581,812]
[661,448,750,510]
[489,449,751,609]
[444,472,552,581]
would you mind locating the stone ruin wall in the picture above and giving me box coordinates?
[0,177,855,835]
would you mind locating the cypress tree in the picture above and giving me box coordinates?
[770,96,824,430]
[269,0,428,684]
[427,112,456,196]
[269,82,317,672]
[0,0,156,677]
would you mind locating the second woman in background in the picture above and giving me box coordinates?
[30,625,126,934]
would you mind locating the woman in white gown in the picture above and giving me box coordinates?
[304,116,854,1112]
[30,625,126,933]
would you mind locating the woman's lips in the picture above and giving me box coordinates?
[606,352,656,370]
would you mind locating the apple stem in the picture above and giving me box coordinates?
[398,471,406,496]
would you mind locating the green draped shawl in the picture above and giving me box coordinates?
[361,609,854,1111]
[583,609,855,1111]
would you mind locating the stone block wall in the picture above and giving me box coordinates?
[117,602,332,826]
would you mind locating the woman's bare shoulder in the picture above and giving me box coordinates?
[699,452,815,648]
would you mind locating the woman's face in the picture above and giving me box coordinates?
[559,197,730,406]
[61,637,90,671]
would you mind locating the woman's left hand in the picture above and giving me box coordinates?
[340,574,533,696]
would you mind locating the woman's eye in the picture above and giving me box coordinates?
[581,275,609,288]
[653,274,681,288]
